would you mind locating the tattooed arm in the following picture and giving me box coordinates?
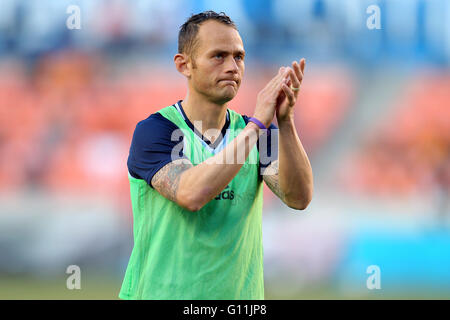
[262,157,312,210]
[151,122,262,212]
[262,119,313,210]
[151,158,193,203]
[261,160,286,204]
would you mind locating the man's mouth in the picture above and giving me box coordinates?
[219,79,238,86]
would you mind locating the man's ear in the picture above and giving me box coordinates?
[174,53,191,78]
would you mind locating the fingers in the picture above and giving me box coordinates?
[257,59,305,112]
[287,66,301,92]
[300,58,306,74]
[272,67,287,87]
[265,58,306,91]
[281,83,295,106]
[292,59,305,88]
[266,67,289,97]
[261,63,301,102]
[263,67,285,92]
[274,69,291,97]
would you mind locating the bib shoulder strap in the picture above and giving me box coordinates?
[157,104,189,130]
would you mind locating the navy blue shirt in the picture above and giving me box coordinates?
[127,102,278,188]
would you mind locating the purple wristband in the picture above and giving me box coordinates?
[248,117,270,135]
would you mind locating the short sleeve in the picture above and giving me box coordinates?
[127,113,186,188]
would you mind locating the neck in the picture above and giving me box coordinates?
[181,90,228,138]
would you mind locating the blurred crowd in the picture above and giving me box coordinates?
[339,73,450,197]
[0,51,353,207]
[0,0,449,207]
[1,0,450,65]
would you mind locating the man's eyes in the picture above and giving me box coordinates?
[213,53,244,61]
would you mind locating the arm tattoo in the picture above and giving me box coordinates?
[262,160,286,202]
[151,159,193,202]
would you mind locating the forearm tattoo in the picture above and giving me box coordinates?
[262,160,286,202]
[151,159,193,202]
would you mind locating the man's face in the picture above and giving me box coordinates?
[188,20,245,105]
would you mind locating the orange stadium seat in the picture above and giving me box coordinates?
[339,72,450,197]
[0,56,355,208]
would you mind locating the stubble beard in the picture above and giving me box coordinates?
[214,85,238,105]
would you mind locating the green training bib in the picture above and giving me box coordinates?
[119,104,264,300]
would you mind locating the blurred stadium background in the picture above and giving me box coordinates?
[0,0,449,299]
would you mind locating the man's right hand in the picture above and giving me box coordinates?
[252,67,291,128]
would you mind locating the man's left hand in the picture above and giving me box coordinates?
[275,58,305,124]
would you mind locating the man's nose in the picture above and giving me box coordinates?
[225,56,239,73]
